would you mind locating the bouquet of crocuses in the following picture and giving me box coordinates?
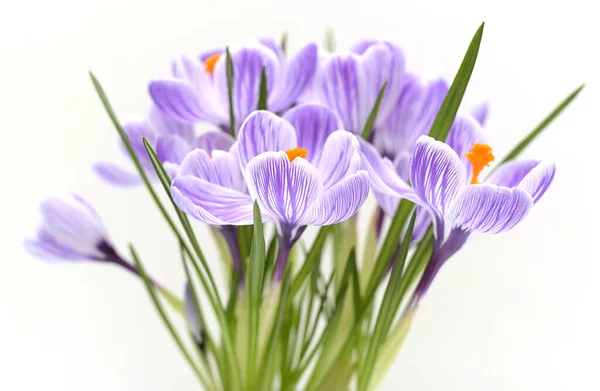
[25,23,582,390]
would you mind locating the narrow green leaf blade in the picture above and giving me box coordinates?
[280,31,289,55]
[246,202,266,389]
[361,83,387,140]
[290,226,330,297]
[428,22,484,141]
[358,212,417,391]
[324,27,335,52]
[225,47,236,137]
[257,66,268,110]
[495,84,584,167]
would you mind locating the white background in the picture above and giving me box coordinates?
[1,0,598,389]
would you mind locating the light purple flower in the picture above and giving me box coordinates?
[372,74,489,177]
[95,106,234,186]
[171,105,369,237]
[25,194,112,261]
[304,40,405,134]
[149,38,318,131]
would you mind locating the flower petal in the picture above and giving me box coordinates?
[213,46,280,128]
[172,176,254,225]
[156,135,190,165]
[445,114,486,171]
[470,101,490,126]
[317,130,361,189]
[147,105,195,144]
[245,152,321,229]
[148,79,207,124]
[283,104,342,166]
[195,131,235,154]
[448,184,533,234]
[303,171,369,226]
[487,160,541,188]
[93,162,142,186]
[269,43,318,112]
[410,136,466,213]
[237,111,297,168]
[177,148,244,191]
[517,161,556,203]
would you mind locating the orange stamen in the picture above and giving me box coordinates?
[465,143,495,184]
[204,53,222,75]
[285,147,308,162]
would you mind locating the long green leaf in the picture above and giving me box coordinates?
[358,212,417,391]
[129,244,210,388]
[257,66,268,111]
[246,202,266,390]
[280,31,289,55]
[324,27,335,52]
[494,84,585,167]
[428,22,484,141]
[256,266,293,390]
[225,47,236,137]
[361,83,387,140]
[289,226,330,297]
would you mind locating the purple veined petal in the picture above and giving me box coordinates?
[147,105,195,144]
[448,184,533,234]
[163,162,180,180]
[197,49,224,64]
[410,136,467,213]
[471,101,490,126]
[148,79,207,124]
[121,120,157,171]
[237,111,297,168]
[302,171,369,226]
[392,152,411,182]
[410,136,467,240]
[445,114,486,171]
[517,161,556,203]
[93,162,143,186]
[370,42,406,125]
[156,135,191,165]
[171,54,228,123]
[213,46,280,129]
[350,40,380,54]
[210,150,246,193]
[486,159,541,188]
[172,176,255,225]
[245,152,322,230]
[317,130,361,190]
[178,149,220,182]
[269,43,318,112]
[24,236,86,261]
[195,130,235,155]
[359,139,419,202]
[258,37,285,61]
[283,104,341,166]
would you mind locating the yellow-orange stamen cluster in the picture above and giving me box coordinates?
[204,53,222,75]
[465,143,494,184]
[285,147,308,162]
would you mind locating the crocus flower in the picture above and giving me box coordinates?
[149,38,318,131]
[94,105,234,185]
[171,105,369,278]
[304,40,405,135]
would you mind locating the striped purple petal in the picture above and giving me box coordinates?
[245,152,321,232]
[148,79,207,124]
[195,131,235,155]
[156,135,191,165]
[517,161,556,203]
[317,130,361,190]
[448,185,533,234]
[93,162,142,186]
[237,111,297,168]
[283,104,341,167]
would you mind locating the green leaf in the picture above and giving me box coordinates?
[358,211,418,391]
[428,22,484,142]
[290,226,330,297]
[237,225,254,259]
[156,286,185,315]
[257,66,268,111]
[324,26,335,52]
[494,84,585,168]
[225,47,236,137]
[263,233,279,290]
[257,266,293,390]
[361,83,387,140]
[280,31,289,55]
[246,202,266,390]
[129,244,210,388]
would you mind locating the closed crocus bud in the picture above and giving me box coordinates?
[184,283,205,352]
[25,194,115,262]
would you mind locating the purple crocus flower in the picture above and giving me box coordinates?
[303,40,405,135]
[25,194,113,262]
[172,105,369,279]
[94,105,234,186]
[148,38,318,131]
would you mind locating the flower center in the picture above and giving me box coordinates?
[465,143,494,184]
[204,53,222,75]
[285,147,308,162]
